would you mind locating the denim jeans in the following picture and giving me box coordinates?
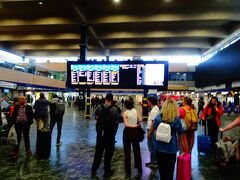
[147,129,157,164]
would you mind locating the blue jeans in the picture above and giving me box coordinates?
[147,129,157,164]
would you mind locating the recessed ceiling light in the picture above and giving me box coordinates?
[38,1,43,5]
[113,0,121,3]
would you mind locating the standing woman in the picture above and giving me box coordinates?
[122,99,142,177]
[179,97,198,153]
[201,97,224,147]
[153,99,184,180]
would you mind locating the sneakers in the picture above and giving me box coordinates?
[145,162,158,169]
[26,149,32,156]
[56,141,62,147]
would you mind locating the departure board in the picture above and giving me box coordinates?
[67,61,168,90]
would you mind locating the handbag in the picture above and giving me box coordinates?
[7,125,17,145]
[137,126,145,142]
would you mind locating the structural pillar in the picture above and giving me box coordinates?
[142,88,149,122]
[85,88,91,119]
[80,25,88,61]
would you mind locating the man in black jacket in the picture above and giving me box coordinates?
[12,96,33,158]
[92,93,119,178]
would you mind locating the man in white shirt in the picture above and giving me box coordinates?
[146,96,159,169]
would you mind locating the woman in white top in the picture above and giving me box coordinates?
[122,99,142,177]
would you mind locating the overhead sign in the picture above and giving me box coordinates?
[0,81,17,89]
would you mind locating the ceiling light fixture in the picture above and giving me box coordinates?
[113,0,121,3]
[164,0,172,3]
[38,1,43,5]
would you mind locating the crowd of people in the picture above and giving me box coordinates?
[1,93,240,179]
[0,93,65,158]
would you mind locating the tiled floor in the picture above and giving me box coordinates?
[0,106,240,180]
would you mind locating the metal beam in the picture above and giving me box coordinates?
[71,3,105,49]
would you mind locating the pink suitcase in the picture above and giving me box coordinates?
[176,153,191,180]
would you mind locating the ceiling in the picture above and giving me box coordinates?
[0,0,240,59]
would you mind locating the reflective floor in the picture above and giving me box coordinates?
[0,106,240,180]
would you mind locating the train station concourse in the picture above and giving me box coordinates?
[1,0,240,180]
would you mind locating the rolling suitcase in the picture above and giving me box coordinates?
[176,153,191,180]
[197,120,212,155]
[36,129,52,159]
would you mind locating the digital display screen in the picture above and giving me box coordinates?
[67,61,168,90]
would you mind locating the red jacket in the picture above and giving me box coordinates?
[201,105,224,127]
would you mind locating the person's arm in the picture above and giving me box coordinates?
[220,116,240,132]
[201,106,208,120]
[215,105,224,116]
[148,121,154,140]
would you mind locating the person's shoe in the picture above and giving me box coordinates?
[26,149,32,156]
[150,163,158,169]
[145,162,152,168]
[104,169,114,178]
[56,142,62,147]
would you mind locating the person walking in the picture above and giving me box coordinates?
[201,97,224,147]
[33,93,50,129]
[91,93,119,178]
[49,94,65,147]
[122,99,142,177]
[12,96,34,158]
[146,96,159,169]
[153,99,184,180]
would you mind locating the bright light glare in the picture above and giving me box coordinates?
[141,55,201,66]
[0,50,22,63]
[113,0,121,3]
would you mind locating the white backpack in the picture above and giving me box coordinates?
[156,122,172,143]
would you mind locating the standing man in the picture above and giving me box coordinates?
[33,93,49,129]
[49,94,65,147]
[146,96,159,169]
[12,96,34,158]
[92,93,119,178]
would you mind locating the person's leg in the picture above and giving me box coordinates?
[104,132,115,176]
[92,132,104,174]
[186,131,195,153]
[14,123,22,152]
[22,123,31,154]
[165,153,176,180]
[56,117,63,144]
[50,118,56,132]
[146,129,157,166]
[132,137,142,172]
[156,151,165,180]
[123,128,131,175]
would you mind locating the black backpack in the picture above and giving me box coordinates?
[96,104,114,133]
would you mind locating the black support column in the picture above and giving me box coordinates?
[80,25,88,61]
[85,88,91,119]
[142,88,149,122]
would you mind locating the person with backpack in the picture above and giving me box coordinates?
[201,97,224,147]
[122,99,142,177]
[179,97,198,153]
[49,94,65,147]
[33,93,50,129]
[153,99,184,180]
[91,93,119,178]
[146,96,159,169]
